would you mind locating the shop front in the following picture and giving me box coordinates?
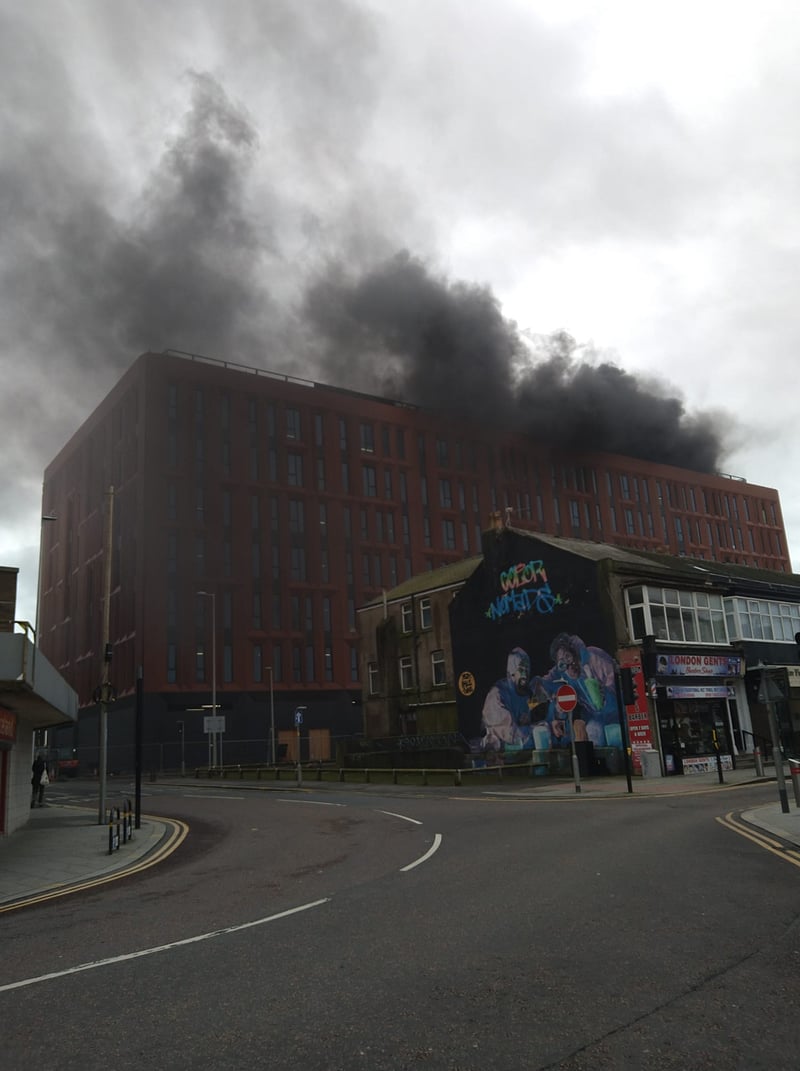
[650,650,744,775]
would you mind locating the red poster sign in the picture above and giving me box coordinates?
[617,650,655,772]
[0,707,17,744]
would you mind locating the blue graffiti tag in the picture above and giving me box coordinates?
[485,581,563,621]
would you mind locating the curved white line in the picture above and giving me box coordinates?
[277,798,344,807]
[0,898,330,994]
[375,809,422,825]
[400,833,442,872]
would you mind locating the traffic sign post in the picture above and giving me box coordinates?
[294,707,307,786]
[758,671,790,814]
[555,685,581,794]
[613,667,634,795]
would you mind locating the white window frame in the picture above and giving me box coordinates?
[399,656,414,690]
[419,597,432,630]
[401,603,413,633]
[368,662,379,695]
[431,650,446,687]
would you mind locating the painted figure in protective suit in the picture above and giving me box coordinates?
[481,647,540,757]
[532,632,618,747]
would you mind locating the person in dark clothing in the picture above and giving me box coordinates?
[31,753,47,807]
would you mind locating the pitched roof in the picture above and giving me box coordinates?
[360,555,484,608]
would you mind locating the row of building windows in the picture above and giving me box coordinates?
[174,385,781,528]
[367,650,447,695]
[166,640,361,686]
[171,384,499,473]
[626,585,800,645]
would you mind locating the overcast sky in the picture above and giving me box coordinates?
[3,0,799,627]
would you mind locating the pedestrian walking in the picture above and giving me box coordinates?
[31,753,48,807]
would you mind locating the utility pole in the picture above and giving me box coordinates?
[759,670,789,814]
[98,485,114,825]
[267,665,276,764]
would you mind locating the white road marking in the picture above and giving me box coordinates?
[400,833,443,872]
[0,898,330,994]
[276,798,344,807]
[182,794,246,800]
[375,810,423,825]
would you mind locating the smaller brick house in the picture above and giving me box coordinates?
[357,557,481,748]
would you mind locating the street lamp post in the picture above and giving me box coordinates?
[267,665,276,765]
[197,591,217,768]
[34,511,58,643]
[98,486,114,825]
[294,705,307,786]
[31,510,57,717]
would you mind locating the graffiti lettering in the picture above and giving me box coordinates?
[499,560,548,592]
[398,733,466,752]
[485,582,562,621]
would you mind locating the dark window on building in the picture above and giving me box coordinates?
[287,453,304,486]
[362,465,378,497]
[360,423,375,452]
[431,650,446,686]
[286,408,301,439]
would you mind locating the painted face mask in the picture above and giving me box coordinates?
[507,647,531,692]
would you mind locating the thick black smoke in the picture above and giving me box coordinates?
[306,252,726,472]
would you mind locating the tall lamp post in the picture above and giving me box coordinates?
[31,510,57,717]
[98,486,114,825]
[266,665,276,765]
[197,591,218,768]
[294,705,307,786]
[34,511,58,642]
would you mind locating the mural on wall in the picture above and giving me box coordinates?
[451,532,622,763]
[478,633,620,761]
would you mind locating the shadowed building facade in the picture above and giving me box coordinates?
[39,350,790,772]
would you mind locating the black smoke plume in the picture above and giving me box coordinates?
[306,251,725,472]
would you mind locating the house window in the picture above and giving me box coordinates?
[401,603,413,633]
[360,422,375,452]
[368,662,379,695]
[287,452,304,486]
[419,597,432,630]
[289,499,305,534]
[431,650,446,686]
[286,408,301,439]
[290,547,306,582]
[625,586,729,644]
[362,464,378,497]
[399,656,415,690]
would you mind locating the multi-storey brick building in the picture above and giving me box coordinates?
[40,349,790,771]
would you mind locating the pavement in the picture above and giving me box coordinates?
[1,766,799,912]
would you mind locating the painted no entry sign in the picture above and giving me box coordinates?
[555,684,578,713]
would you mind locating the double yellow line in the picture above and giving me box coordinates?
[0,816,189,914]
[716,811,800,869]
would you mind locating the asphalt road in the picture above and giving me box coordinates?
[3,781,799,1070]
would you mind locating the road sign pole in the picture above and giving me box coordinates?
[613,668,634,795]
[294,706,307,787]
[554,685,581,793]
[569,708,582,794]
[759,672,790,814]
